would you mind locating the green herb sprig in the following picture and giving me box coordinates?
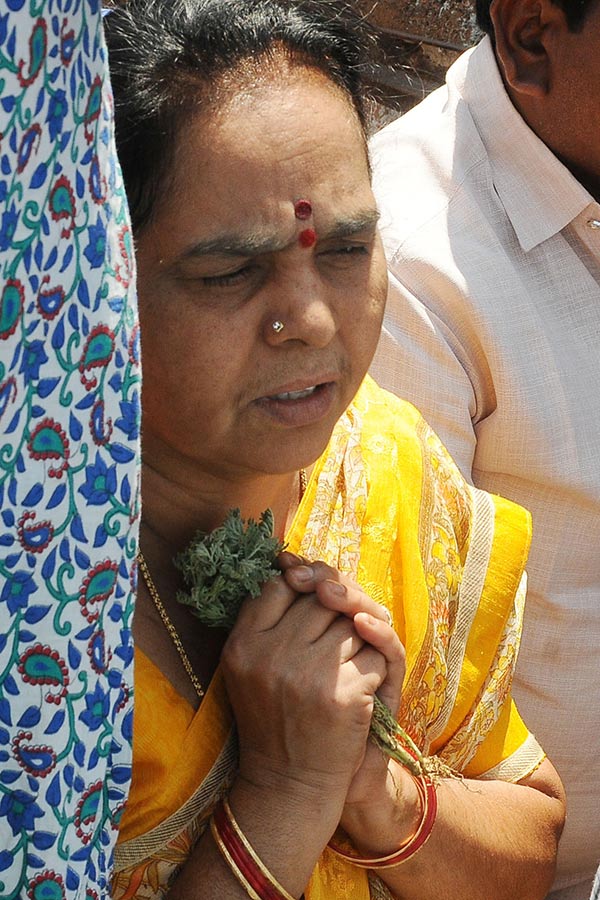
[176,508,453,780]
[175,509,285,628]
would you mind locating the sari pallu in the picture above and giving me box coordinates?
[112,377,544,899]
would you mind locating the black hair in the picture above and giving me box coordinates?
[475,0,594,34]
[104,0,372,233]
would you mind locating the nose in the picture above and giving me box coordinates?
[263,269,337,349]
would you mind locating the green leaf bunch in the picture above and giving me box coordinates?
[175,508,285,629]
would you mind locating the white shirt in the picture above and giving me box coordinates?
[370,36,600,900]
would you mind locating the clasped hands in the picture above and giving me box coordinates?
[221,552,415,851]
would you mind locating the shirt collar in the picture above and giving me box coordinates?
[447,36,592,252]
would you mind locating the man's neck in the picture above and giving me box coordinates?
[504,79,600,203]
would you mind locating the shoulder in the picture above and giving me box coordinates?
[349,379,531,602]
[351,377,457,481]
[351,376,423,438]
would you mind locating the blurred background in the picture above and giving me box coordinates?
[356,0,481,124]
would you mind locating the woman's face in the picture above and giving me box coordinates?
[136,64,388,482]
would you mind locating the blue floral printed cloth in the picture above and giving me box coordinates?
[0,1,139,896]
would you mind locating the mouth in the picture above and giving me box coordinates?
[267,385,320,401]
[254,381,337,427]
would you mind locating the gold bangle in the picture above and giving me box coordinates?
[210,816,263,900]
[328,774,438,869]
[223,799,296,900]
[211,799,298,900]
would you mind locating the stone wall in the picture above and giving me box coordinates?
[359,0,481,46]
[355,0,483,118]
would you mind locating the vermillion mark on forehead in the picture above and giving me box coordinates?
[294,199,316,248]
[298,228,316,248]
[294,199,312,220]
[173,209,380,262]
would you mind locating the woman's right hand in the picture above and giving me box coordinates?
[170,570,392,900]
[220,569,389,824]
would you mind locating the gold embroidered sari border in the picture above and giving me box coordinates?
[438,571,528,773]
[427,487,495,744]
[478,733,545,783]
[114,729,238,871]
[368,872,397,900]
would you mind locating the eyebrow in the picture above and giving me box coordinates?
[177,208,381,261]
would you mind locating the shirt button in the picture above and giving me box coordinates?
[588,219,600,229]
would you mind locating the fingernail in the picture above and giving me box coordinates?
[292,565,314,582]
[325,580,346,596]
[280,551,303,564]
[381,606,393,626]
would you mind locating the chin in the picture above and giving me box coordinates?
[263,426,338,477]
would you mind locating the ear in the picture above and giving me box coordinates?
[490,0,564,98]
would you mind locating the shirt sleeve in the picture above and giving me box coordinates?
[371,270,480,483]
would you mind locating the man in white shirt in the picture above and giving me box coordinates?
[370,1,600,898]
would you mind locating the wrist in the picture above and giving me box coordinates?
[211,799,298,900]
[226,775,343,899]
[341,760,422,856]
[230,767,345,856]
[238,749,350,814]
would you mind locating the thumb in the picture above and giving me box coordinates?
[353,612,405,716]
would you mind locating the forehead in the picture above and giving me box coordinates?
[158,65,373,239]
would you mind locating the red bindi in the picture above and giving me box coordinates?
[298,228,316,248]
[294,199,312,220]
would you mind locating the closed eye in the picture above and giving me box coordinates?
[202,264,255,287]
[322,243,371,262]
[332,245,369,256]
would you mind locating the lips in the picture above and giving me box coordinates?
[253,381,337,427]
[268,385,318,401]
[258,372,339,403]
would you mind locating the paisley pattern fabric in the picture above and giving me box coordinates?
[111,378,542,899]
[0,2,139,897]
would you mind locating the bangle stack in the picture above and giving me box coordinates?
[212,765,438,896]
[211,798,296,900]
[328,772,438,869]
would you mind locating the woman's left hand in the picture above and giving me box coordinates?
[280,554,410,811]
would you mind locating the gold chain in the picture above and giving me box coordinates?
[137,551,205,700]
[138,472,306,701]
[298,467,307,503]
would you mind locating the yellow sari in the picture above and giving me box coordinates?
[112,378,543,899]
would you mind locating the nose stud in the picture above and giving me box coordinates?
[272,320,285,334]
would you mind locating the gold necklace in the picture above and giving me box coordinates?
[137,551,205,700]
[298,467,307,503]
[138,471,307,700]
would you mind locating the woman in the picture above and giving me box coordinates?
[105,1,565,898]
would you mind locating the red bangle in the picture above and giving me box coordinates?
[211,799,297,900]
[328,774,438,869]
